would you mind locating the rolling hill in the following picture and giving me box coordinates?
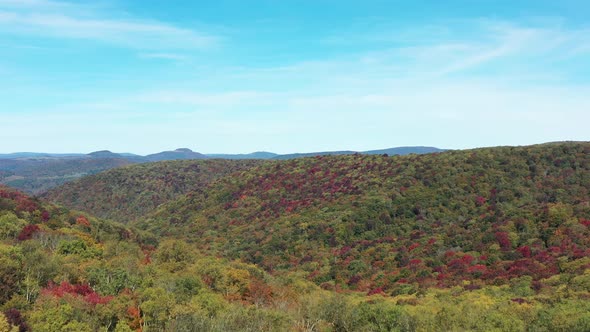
[43,159,265,222]
[1,146,446,194]
[135,142,590,295]
[272,146,445,160]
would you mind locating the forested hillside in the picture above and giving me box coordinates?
[43,159,264,222]
[8,142,590,331]
[1,185,346,331]
[139,143,590,294]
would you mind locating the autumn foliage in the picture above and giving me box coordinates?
[41,281,113,305]
[0,143,589,331]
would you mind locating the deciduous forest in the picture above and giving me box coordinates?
[1,142,589,331]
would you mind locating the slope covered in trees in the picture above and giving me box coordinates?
[44,159,264,223]
[140,142,590,295]
[0,186,338,331]
[3,142,590,331]
[0,184,137,330]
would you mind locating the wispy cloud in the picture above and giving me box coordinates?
[434,24,533,76]
[0,1,218,50]
[320,19,590,79]
[0,0,70,9]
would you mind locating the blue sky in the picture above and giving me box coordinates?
[0,0,589,154]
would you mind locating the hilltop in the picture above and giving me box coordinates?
[144,148,208,162]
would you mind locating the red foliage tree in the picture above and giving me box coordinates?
[41,281,113,306]
[475,196,487,206]
[3,308,29,332]
[76,216,91,227]
[17,224,40,241]
[517,246,532,258]
[495,232,512,250]
[41,210,50,222]
[367,287,384,296]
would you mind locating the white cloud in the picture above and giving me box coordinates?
[321,19,590,80]
[0,0,68,9]
[0,1,218,50]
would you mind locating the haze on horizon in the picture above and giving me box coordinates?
[1,0,589,155]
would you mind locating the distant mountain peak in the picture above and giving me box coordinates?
[89,150,113,154]
[88,150,122,158]
[145,148,207,162]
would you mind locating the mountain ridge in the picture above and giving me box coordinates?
[0,145,446,161]
[1,146,447,194]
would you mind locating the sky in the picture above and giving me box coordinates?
[0,0,589,154]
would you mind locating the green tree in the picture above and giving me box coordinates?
[0,213,26,240]
[28,302,93,332]
[139,287,175,330]
[155,239,195,272]
[114,320,134,332]
[0,313,18,332]
[0,244,23,304]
